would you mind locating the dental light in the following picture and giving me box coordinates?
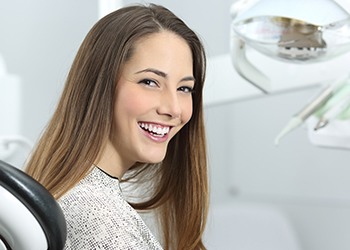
[230,0,350,93]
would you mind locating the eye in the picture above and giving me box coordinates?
[178,86,194,94]
[138,79,158,87]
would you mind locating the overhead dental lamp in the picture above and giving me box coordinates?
[230,0,350,93]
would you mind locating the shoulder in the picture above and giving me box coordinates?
[58,179,123,220]
[58,183,127,249]
[58,168,123,212]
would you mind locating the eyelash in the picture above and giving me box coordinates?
[138,78,194,94]
[178,86,195,93]
[138,79,158,87]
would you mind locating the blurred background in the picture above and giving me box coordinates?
[1,0,350,249]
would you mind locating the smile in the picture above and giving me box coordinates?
[138,122,171,137]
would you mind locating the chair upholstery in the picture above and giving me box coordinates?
[0,160,66,250]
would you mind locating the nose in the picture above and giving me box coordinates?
[157,89,181,119]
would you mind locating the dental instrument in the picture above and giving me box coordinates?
[274,76,349,145]
[314,93,350,130]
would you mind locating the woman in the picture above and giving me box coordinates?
[25,3,208,250]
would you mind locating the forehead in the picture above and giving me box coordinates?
[123,31,193,72]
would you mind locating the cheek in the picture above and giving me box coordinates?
[122,93,143,114]
[115,87,153,118]
[181,97,193,124]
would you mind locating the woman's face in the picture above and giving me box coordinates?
[111,31,194,169]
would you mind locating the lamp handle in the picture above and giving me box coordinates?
[231,34,271,93]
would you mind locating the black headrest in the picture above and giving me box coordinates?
[0,160,66,250]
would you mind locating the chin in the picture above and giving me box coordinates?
[137,144,169,164]
[139,152,166,164]
[144,157,165,164]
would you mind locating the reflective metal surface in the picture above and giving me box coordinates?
[233,16,350,63]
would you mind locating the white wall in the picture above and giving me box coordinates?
[0,0,98,142]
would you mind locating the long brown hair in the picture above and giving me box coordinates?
[25,4,208,249]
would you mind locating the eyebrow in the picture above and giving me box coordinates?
[135,68,195,82]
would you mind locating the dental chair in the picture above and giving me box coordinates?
[0,160,66,250]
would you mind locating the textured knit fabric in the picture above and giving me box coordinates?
[58,167,163,250]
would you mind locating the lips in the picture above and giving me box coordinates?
[138,122,170,137]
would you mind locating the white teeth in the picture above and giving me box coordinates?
[139,123,170,136]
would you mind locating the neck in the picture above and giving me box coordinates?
[94,140,134,179]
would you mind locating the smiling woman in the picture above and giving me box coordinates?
[24,3,208,250]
